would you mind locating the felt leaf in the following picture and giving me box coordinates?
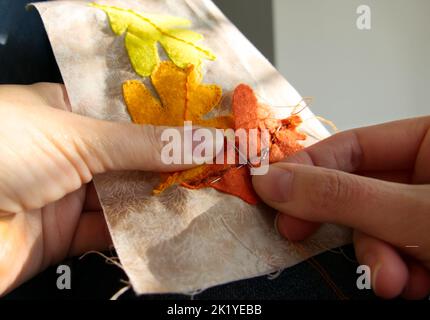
[188,84,306,205]
[123,68,305,204]
[210,166,259,205]
[154,163,231,194]
[269,115,306,162]
[232,84,306,163]
[123,61,233,128]
[122,61,237,197]
[154,159,259,205]
[92,3,216,77]
[159,83,306,204]
[196,84,306,204]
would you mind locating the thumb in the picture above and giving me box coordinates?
[252,163,430,247]
[0,102,224,214]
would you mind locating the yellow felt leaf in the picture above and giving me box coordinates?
[123,61,233,129]
[92,3,216,77]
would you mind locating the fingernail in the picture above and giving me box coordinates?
[372,263,382,292]
[362,252,380,292]
[252,165,293,202]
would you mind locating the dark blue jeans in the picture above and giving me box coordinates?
[0,0,373,300]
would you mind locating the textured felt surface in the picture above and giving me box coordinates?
[93,3,216,77]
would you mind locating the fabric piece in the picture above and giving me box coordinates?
[32,0,351,295]
[92,3,216,77]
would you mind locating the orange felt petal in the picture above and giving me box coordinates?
[232,83,306,163]
[211,166,259,205]
[232,84,260,130]
[270,115,306,162]
[179,164,232,189]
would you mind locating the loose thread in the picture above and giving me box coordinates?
[307,257,348,300]
[314,116,339,133]
[79,250,124,271]
[338,247,358,264]
[308,240,357,264]
[188,288,207,300]
[290,241,349,300]
[292,97,313,115]
[300,129,325,142]
[110,285,131,300]
[80,251,133,299]
[222,215,347,300]
[267,269,283,280]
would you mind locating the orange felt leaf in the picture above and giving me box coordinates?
[123,61,234,197]
[156,156,259,205]
[123,61,233,128]
[153,163,231,194]
[210,84,306,204]
[232,84,306,163]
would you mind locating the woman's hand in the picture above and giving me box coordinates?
[0,83,200,295]
[253,117,430,299]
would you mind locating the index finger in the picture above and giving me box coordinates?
[287,116,430,172]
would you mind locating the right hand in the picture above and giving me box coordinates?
[253,117,430,299]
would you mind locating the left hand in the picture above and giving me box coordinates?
[0,83,199,295]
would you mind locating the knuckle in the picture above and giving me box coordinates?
[332,131,364,172]
[308,170,358,218]
[141,125,164,169]
[146,125,164,151]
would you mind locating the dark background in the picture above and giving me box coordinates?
[1,0,375,300]
[0,0,274,84]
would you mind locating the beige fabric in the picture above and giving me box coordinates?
[32,0,351,294]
